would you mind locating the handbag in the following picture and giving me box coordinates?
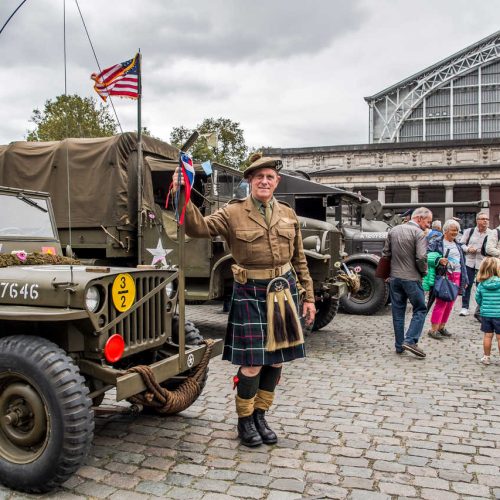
[375,256,391,279]
[433,266,459,302]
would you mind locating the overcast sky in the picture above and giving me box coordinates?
[1,0,500,149]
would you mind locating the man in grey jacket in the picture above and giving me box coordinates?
[382,207,433,358]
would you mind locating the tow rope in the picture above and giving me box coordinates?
[337,270,361,294]
[126,339,214,414]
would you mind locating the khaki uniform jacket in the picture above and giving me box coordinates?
[184,196,315,302]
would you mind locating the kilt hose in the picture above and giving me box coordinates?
[223,270,306,366]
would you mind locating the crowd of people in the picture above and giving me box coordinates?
[383,209,500,365]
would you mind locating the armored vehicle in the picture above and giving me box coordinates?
[0,134,348,332]
[0,185,222,493]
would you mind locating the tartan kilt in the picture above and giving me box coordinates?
[222,270,306,366]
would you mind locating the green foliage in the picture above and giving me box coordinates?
[26,94,117,141]
[140,126,160,139]
[170,117,248,170]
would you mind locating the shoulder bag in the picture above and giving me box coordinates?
[375,256,391,279]
[433,250,459,302]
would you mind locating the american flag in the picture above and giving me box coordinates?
[91,54,139,101]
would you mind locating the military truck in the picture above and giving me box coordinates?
[269,173,390,315]
[0,134,349,332]
[0,185,222,493]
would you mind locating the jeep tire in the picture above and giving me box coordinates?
[339,263,388,315]
[0,336,94,493]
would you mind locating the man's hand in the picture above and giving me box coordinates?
[468,247,477,254]
[439,257,448,266]
[171,166,184,192]
[302,301,316,326]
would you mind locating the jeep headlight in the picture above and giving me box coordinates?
[303,235,321,253]
[165,279,177,298]
[85,286,101,312]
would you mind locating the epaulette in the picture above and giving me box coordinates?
[276,200,291,208]
[227,198,245,205]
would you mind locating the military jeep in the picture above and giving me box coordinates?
[0,186,222,493]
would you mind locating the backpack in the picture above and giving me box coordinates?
[481,228,500,256]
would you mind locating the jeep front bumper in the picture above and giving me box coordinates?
[79,338,223,401]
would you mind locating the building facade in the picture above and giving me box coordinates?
[265,32,500,228]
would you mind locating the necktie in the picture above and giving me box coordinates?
[263,202,272,226]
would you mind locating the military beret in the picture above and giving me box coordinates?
[243,153,283,178]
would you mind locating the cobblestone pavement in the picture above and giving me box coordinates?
[1,301,499,499]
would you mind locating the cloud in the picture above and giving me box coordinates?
[2,0,500,149]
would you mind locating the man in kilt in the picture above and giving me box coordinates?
[172,153,316,447]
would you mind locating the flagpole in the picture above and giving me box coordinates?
[177,131,199,371]
[136,50,143,265]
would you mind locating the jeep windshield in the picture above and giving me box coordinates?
[0,194,56,238]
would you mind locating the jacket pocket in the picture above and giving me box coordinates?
[234,228,265,262]
[276,225,295,257]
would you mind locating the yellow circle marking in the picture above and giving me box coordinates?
[112,273,136,312]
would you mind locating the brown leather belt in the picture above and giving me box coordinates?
[232,263,292,283]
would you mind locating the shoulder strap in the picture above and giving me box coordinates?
[464,227,473,245]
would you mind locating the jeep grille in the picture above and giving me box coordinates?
[107,275,168,353]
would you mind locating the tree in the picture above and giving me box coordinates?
[27,94,117,141]
[170,117,248,170]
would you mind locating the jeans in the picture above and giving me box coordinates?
[461,266,477,310]
[389,278,427,351]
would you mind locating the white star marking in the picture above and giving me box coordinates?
[146,239,173,267]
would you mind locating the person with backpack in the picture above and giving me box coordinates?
[459,212,492,316]
[485,213,500,258]
[475,257,500,365]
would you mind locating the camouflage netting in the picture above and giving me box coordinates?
[0,253,80,268]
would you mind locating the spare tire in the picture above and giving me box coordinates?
[339,263,388,315]
[172,315,205,345]
[313,296,339,331]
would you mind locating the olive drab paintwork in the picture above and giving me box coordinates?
[0,185,223,493]
[184,196,315,302]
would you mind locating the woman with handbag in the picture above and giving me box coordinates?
[427,219,469,339]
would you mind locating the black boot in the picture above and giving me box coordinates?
[253,409,278,444]
[237,415,263,447]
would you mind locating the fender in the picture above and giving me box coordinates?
[343,253,380,267]
[303,249,331,261]
[209,254,235,298]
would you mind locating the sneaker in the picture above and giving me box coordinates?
[428,330,443,340]
[481,355,491,365]
[439,328,452,337]
[395,349,405,355]
[459,308,469,316]
[402,343,426,358]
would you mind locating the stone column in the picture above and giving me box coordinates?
[445,184,454,221]
[377,186,386,205]
[480,183,491,217]
[410,186,419,203]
